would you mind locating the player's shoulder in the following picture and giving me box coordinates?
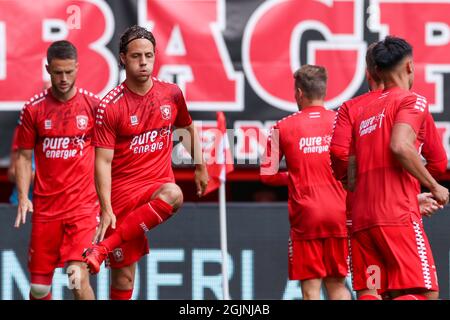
[393,89,428,111]
[152,77,182,95]
[274,111,303,128]
[98,83,126,110]
[409,91,428,104]
[23,89,50,109]
[344,90,380,109]
[18,89,49,124]
[76,87,101,104]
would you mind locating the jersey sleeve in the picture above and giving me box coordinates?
[173,86,192,128]
[10,125,20,152]
[421,113,448,177]
[330,103,352,180]
[93,103,117,149]
[394,94,428,135]
[260,123,286,184]
[17,104,37,150]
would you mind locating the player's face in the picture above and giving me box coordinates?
[46,59,78,95]
[122,39,155,83]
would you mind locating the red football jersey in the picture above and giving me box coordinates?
[262,106,347,240]
[93,79,192,215]
[417,112,447,179]
[412,112,448,220]
[330,90,382,181]
[17,88,99,221]
[352,88,429,231]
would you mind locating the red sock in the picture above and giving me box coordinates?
[101,198,173,251]
[29,273,53,300]
[110,287,133,300]
[29,292,52,300]
[394,294,428,300]
[358,294,381,300]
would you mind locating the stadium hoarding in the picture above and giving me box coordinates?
[0,203,450,300]
[1,0,450,168]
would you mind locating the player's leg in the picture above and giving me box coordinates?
[110,264,136,300]
[301,279,323,300]
[62,214,98,299]
[351,229,384,300]
[323,277,351,300]
[29,273,54,300]
[28,220,64,300]
[322,237,351,300]
[67,261,95,300]
[289,238,326,300]
[376,223,439,300]
[101,183,182,250]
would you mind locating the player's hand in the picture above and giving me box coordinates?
[418,192,443,217]
[195,165,209,197]
[93,209,116,243]
[14,197,33,228]
[430,183,449,206]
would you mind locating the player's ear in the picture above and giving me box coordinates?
[45,63,50,75]
[406,59,414,75]
[365,69,372,83]
[119,52,126,67]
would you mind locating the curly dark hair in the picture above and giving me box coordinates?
[373,36,413,71]
[119,25,156,68]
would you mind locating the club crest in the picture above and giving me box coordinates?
[160,105,171,120]
[76,115,88,130]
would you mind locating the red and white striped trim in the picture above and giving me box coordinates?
[77,88,100,100]
[308,111,321,119]
[267,111,302,142]
[96,84,125,125]
[413,96,427,113]
[378,91,390,99]
[18,89,49,125]
[412,221,432,290]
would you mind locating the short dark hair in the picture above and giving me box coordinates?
[366,42,381,83]
[373,36,413,71]
[293,65,327,100]
[47,40,77,63]
[119,25,156,67]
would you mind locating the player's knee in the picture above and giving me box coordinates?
[71,271,90,291]
[158,184,183,211]
[30,283,52,299]
[112,272,134,290]
[422,290,439,300]
[302,289,321,300]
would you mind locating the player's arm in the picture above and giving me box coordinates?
[260,125,287,186]
[94,147,116,242]
[330,103,352,182]
[421,114,447,178]
[15,148,33,227]
[180,122,208,197]
[346,155,356,191]
[390,123,449,205]
[260,171,289,186]
[7,150,18,183]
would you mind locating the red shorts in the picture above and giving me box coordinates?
[106,182,167,269]
[28,214,98,275]
[350,221,439,293]
[288,237,349,281]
